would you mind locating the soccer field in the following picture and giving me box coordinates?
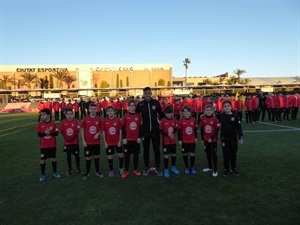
[0,113,299,225]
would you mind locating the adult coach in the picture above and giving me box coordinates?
[136,87,165,176]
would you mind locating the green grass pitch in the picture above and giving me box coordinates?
[0,113,299,225]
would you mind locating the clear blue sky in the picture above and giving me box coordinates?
[0,0,299,78]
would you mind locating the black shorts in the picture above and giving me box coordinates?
[204,142,217,153]
[84,144,100,157]
[40,147,56,160]
[162,144,176,155]
[181,143,196,154]
[124,141,140,155]
[106,145,123,155]
[64,144,80,155]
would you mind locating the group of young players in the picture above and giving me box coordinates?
[36,87,245,182]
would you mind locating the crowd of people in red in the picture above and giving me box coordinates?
[37,91,300,123]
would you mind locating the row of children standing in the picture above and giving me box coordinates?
[36,101,141,182]
[36,87,244,181]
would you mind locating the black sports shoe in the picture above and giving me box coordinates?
[222,170,230,177]
[231,169,240,176]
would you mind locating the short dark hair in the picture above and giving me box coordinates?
[106,106,115,111]
[64,108,73,114]
[164,105,174,114]
[41,108,51,115]
[222,100,232,107]
[128,99,136,106]
[182,105,191,112]
[143,87,151,93]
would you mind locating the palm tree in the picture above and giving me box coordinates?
[226,76,239,85]
[63,75,77,89]
[183,58,191,84]
[20,72,37,89]
[0,74,14,89]
[51,70,69,88]
[233,69,246,83]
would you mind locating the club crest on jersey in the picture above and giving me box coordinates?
[231,117,235,121]
[135,117,138,121]
[210,121,213,125]
[152,106,156,110]
[114,123,117,126]
[96,122,99,125]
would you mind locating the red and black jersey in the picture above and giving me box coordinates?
[200,115,219,142]
[235,99,244,111]
[122,112,142,141]
[266,96,275,108]
[159,117,177,145]
[177,117,197,143]
[73,102,79,112]
[80,115,102,145]
[52,102,60,112]
[60,119,80,145]
[66,102,73,109]
[102,117,122,146]
[36,121,58,148]
[44,101,53,111]
[114,101,122,110]
[173,102,181,115]
[60,101,67,110]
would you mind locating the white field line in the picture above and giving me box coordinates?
[244,129,300,133]
[244,121,300,133]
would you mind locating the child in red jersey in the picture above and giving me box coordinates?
[121,100,142,178]
[173,98,182,121]
[80,104,104,180]
[177,106,198,175]
[159,106,179,178]
[102,106,124,177]
[60,108,82,176]
[200,104,220,177]
[36,108,60,182]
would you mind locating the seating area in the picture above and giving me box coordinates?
[4,102,31,110]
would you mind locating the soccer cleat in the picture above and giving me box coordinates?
[164,169,170,178]
[82,173,90,180]
[53,173,61,179]
[121,171,129,179]
[119,168,125,175]
[190,167,197,175]
[133,170,141,176]
[66,169,73,176]
[96,172,104,178]
[212,171,218,177]
[39,175,46,182]
[149,166,157,173]
[171,166,180,175]
[222,171,230,177]
[143,167,150,176]
[231,169,240,176]
[109,170,115,177]
[202,168,213,172]
[76,169,84,174]
[184,167,190,175]
[156,167,163,176]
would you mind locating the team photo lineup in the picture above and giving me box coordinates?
[36,86,299,182]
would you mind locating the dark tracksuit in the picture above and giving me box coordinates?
[217,112,244,172]
[136,99,165,169]
[258,94,267,122]
[79,100,86,119]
